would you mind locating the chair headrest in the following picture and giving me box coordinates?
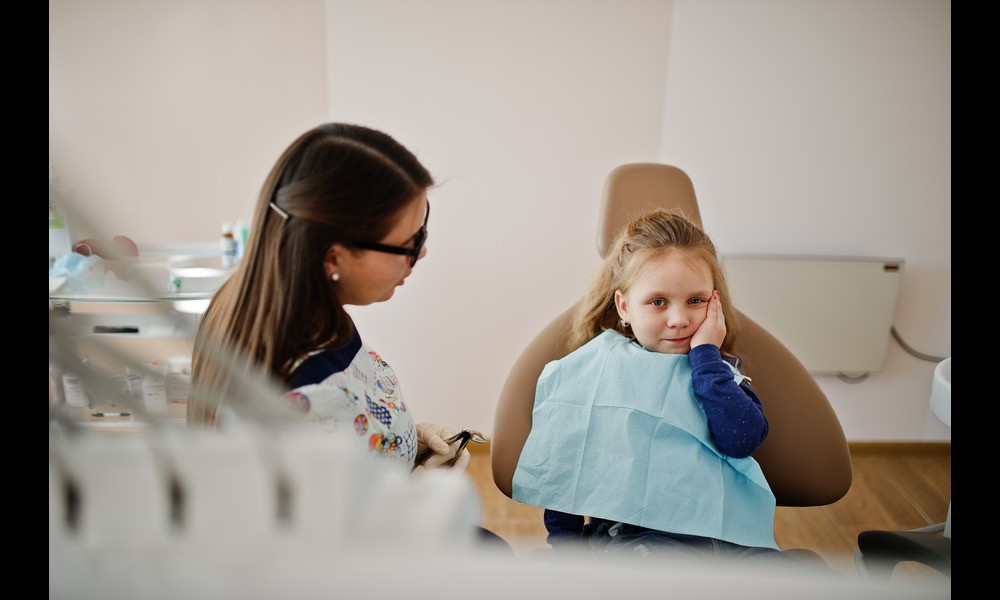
[597,163,702,258]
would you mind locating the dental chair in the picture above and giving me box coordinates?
[855,523,951,579]
[491,163,853,541]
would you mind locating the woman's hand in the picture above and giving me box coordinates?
[691,290,726,349]
[414,422,472,472]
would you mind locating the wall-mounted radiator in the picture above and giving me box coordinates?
[722,255,904,375]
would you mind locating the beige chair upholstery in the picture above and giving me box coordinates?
[491,163,852,507]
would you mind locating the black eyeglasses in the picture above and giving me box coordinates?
[350,201,429,268]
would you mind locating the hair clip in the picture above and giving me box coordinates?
[269,201,289,220]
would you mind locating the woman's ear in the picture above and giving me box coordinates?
[324,243,345,278]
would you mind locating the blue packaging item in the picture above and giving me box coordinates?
[49,253,105,293]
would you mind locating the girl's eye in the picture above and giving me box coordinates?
[688,298,706,305]
[650,299,666,307]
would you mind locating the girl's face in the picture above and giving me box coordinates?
[614,251,714,354]
[327,193,429,306]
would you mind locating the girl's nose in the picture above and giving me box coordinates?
[666,307,687,328]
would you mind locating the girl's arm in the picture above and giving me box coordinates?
[689,343,768,458]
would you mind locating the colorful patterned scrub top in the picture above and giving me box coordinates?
[284,328,417,467]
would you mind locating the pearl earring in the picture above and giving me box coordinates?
[331,272,340,282]
[621,320,629,328]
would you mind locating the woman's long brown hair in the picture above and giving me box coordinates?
[188,123,434,427]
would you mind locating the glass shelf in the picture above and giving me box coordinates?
[50,291,219,303]
[49,242,234,304]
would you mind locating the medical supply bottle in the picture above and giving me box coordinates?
[50,302,89,407]
[234,218,249,260]
[49,164,72,269]
[220,221,238,268]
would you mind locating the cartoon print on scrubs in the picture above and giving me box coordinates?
[354,413,368,435]
[284,391,310,414]
[376,377,406,412]
[341,385,361,403]
[369,432,403,455]
[282,341,417,465]
[367,395,393,424]
[370,350,407,408]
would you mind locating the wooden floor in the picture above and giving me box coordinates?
[465,442,950,580]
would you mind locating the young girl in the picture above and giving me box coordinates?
[512,209,794,563]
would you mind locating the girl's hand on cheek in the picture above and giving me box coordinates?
[691,290,726,349]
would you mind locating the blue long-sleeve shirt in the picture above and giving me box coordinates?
[543,342,768,546]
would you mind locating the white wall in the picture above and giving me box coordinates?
[48,0,329,243]
[326,0,675,433]
[49,0,950,442]
[660,0,950,441]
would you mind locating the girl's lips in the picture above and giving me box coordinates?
[665,336,691,344]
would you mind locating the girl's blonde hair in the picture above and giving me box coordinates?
[567,208,741,357]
